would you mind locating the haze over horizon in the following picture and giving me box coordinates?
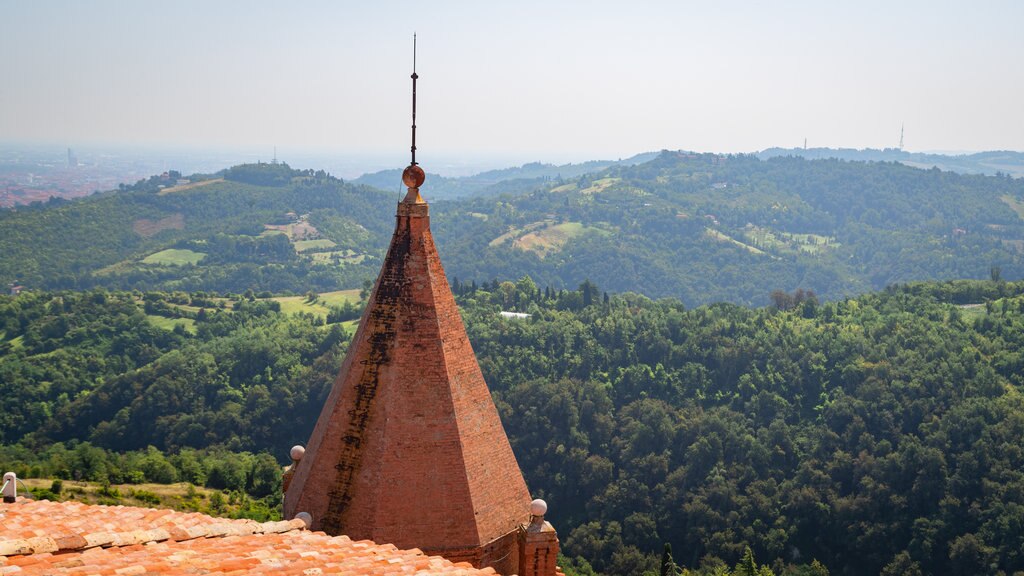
[3,0,1022,169]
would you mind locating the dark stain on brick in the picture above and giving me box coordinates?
[319,212,411,535]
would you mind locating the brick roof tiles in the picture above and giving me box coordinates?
[0,500,496,575]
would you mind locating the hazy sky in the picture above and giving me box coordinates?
[2,0,1022,166]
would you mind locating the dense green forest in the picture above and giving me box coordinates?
[4,278,1024,575]
[2,155,1024,306]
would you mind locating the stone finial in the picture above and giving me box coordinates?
[295,512,313,529]
[2,472,16,503]
[519,498,560,576]
[530,499,547,517]
[526,498,554,534]
[283,446,304,494]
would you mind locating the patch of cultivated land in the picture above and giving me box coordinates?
[157,178,224,195]
[514,222,585,256]
[146,314,197,334]
[132,213,185,237]
[579,177,621,195]
[142,248,206,265]
[1001,195,1024,220]
[269,289,361,318]
[706,228,768,255]
[310,250,366,264]
[294,239,337,252]
[19,479,272,518]
[742,225,839,255]
[263,220,319,241]
[491,221,606,257]
[489,221,548,247]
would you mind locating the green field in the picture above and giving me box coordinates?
[269,289,361,318]
[146,314,197,334]
[294,239,337,253]
[491,221,606,258]
[957,303,988,320]
[1002,195,1024,220]
[742,225,838,255]
[19,478,271,519]
[142,249,206,266]
[706,228,767,255]
[309,250,366,265]
[579,177,621,195]
[514,222,587,257]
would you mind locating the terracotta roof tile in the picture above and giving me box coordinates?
[0,500,499,575]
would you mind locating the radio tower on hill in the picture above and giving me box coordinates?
[899,123,904,151]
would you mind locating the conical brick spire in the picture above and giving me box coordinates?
[284,180,531,572]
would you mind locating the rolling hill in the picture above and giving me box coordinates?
[2,153,1024,306]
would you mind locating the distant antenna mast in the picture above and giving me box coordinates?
[899,123,904,151]
[804,137,807,150]
[411,33,418,166]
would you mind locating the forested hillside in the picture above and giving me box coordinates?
[353,152,659,199]
[3,154,1024,306]
[0,163,394,294]
[4,278,1024,575]
[434,152,1024,305]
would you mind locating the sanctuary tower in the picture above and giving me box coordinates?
[284,37,561,576]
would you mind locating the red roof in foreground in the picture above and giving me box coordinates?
[0,499,496,575]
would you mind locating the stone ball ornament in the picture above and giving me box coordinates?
[290,445,306,462]
[530,498,548,517]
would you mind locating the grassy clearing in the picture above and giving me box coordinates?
[742,225,839,255]
[706,229,767,255]
[579,177,621,195]
[489,221,548,247]
[19,479,275,519]
[294,239,337,253]
[263,220,320,242]
[957,303,987,320]
[157,178,223,195]
[146,315,197,334]
[309,250,365,264]
[268,289,361,319]
[142,249,206,266]
[492,220,604,256]
[1001,195,1024,220]
[550,182,578,193]
[512,222,606,258]
[132,213,185,237]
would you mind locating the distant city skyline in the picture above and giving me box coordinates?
[2,0,1022,166]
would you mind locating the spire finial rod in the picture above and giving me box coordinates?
[411,33,418,166]
[400,33,426,200]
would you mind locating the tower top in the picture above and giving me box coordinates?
[402,33,425,202]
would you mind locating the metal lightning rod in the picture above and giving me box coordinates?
[411,34,418,166]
